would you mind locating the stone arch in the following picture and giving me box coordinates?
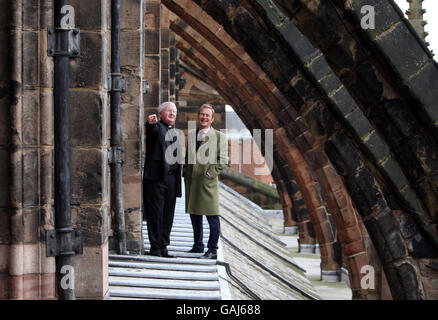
[163,1,381,297]
[163,0,438,299]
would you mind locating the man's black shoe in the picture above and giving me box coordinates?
[148,250,162,257]
[161,252,175,258]
[200,251,217,260]
[187,248,204,253]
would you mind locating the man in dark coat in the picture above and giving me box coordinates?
[143,101,182,258]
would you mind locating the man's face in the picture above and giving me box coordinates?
[198,107,214,129]
[159,104,177,126]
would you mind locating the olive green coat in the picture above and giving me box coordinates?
[183,128,228,215]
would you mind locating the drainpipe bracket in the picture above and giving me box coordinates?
[108,73,126,93]
[108,146,126,165]
[45,227,83,257]
[143,80,150,94]
[47,28,81,58]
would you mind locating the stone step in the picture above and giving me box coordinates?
[167,251,206,258]
[109,276,220,291]
[109,254,216,265]
[143,244,193,252]
[142,240,199,248]
[109,267,219,281]
[143,236,209,244]
[109,260,217,273]
[109,286,221,300]
[142,231,210,238]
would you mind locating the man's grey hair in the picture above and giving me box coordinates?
[158,101,177,113]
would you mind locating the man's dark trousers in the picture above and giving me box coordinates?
[189,214,220,254]
[143,173,177,255]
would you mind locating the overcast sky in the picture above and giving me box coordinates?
[394,0,437,55]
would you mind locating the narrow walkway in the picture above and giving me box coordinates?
[108,190,223,300]
[278,234,352,300]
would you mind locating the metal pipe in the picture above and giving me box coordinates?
[54,0,74,300]
[110,0,127,255]
[53,0,75,300]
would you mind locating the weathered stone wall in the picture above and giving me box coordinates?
[68,0,109,299]
[117,0,146,255]
[0,0,10,299]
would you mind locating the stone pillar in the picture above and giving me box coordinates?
[144,0,161,115]
[68,0,110,299]
[169,35,177,102]
[118,0,146,254]
[4,0,57,299]
[0,0,9,299]
[160,5,170,102]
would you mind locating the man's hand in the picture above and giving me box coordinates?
[147,114,158,124]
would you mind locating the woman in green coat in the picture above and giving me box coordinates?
[183,104,228,259]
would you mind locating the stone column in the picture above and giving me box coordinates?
[118,0,146,254]
[0,0,9,299]
[144,0,161,115]
[169,35,177,102]
[161,5,170,102]
[69,0,109,299]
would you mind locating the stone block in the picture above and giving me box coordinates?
[0,272,9,299]
[40,90,54,146]
[307,55,331,81]
[344,107,372,140]
[0,31,9,88]
[22,90,39,146]
[278,20,319,64]
[121,0,142,30]
[363,210,406,263]
[318,73,342,95]
[375,22,429,80]
[143,80,160,108]
[121,31,141,68]
[395,211,418,239]
[71,148,103,205]
[409,233,438,258]
[23,149,39,207]
[23,0,39,29]
[395,263,421,299]
[145,30,160,55]
[73,243,108,299]
[324,132,361,176]
[145,1,160,29]
[122,140,141,176]
[407,62,438,124]
[120,104,140,140]
[70,0,105,30]
[23,243,41,274]
[307,104,337,138]
[0,149,9,207]
[73,206,108,246]
[329,86,357,116]
[379,156,409,192]
[361,131,389,164]
[70,90,104,147]
[347,0,402,39]
[23,209,39,244]
[345,167,387,218]
[145,55,160,81]
[70,32,105,88]
[22,32,39,87]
